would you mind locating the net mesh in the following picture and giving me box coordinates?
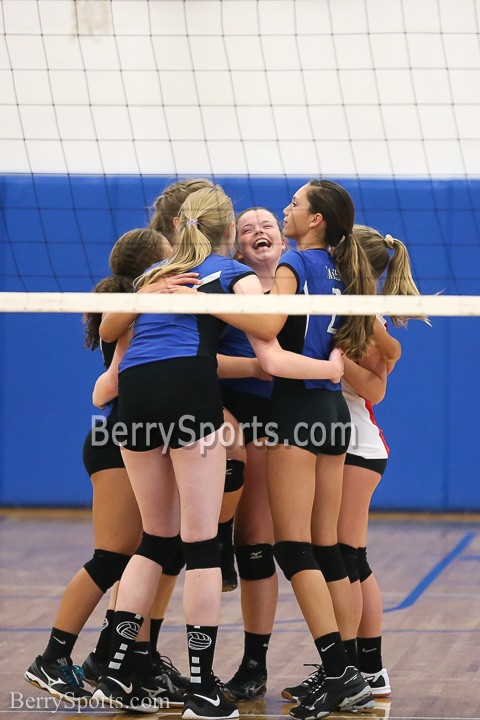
[1,0,480,309]
[1,1,480,512]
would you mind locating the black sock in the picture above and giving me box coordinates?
[107,610,144,679]
[150,618,163,654]
[343,638,358,667]
[187,625,218,689]
[357,636,383,673]
[42,628,78,662]
[94,609,114,662]
[243,632,270,669]
[133,641,154,676]
[314,632,348,677]
[218,518,234,548]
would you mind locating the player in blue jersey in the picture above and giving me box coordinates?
[262,181,377,719]
[93,186,344,719]
[218,207,285,701]
[24,228,185,708]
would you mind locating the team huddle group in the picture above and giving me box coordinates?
[25,177,422,719]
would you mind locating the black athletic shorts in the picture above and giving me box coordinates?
[345,453,388,475]
[221,388,272,446]
[118,357,224,451]
[271,379,351,456]
[82,403,125,476]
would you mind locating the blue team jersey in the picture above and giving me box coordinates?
[218,325,273,398]
[277,248,344,391]
[119,254,254,372]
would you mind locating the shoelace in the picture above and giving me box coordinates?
[300,665,326,704]
[213,674,228,692]
[159,654,184,677]
[59,663,86,688]
[300,664,324,688]
[155,671,177,694]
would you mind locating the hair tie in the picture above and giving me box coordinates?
[186,218,198,227]
[384,233,395,249]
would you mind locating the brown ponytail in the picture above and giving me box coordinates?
[83,227,169,350]
[306,181,376,360]
[333,233,377,359]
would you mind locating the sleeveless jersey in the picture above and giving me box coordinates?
[276,248,344,391]
[218,324,273,398]
[119,254,254,372]
[342,316,389,459]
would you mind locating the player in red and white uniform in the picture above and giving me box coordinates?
[338,225,428,699]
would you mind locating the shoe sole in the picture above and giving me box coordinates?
[182,709,239,720]
[340,688,376,713]
[24,672,90,706]
[91,688,126,710]
[153,698,185,708]
[222,584,238,592]
[371,689,391,697]
[281,690,299,702]
[92,687,161,714]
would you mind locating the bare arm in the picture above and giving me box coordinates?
[373,319,401,374]
[99,273,201,342]
[92,330,131,408]
[248,335,344,384]
[342,346,387,404]
[212,273,287,341]
[169,266,295,341]
[217,354,271,381]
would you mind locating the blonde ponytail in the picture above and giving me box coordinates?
[136,186,234,289]
[352,224,429,327]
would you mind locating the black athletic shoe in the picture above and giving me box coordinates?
[182,682,239,719]
[290,666,374,719]
[25,655,92,705]
[140,671,185,707]
[220,542,238,592]
[92,674,160,713]
[224,658,267,701]
[282,664,325,702]
[81,652,106,687]
[152,650,190,691]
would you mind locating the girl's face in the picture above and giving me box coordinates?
[236,209,285,266]
[283,183,314,240]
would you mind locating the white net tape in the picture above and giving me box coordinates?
[0,292,478,317]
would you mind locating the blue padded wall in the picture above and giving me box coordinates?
[1,174,479,508]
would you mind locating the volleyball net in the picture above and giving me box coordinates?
[1,0,480,310]
[1,0,480,511]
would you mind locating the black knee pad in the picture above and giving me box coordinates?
[224,459,245,492]
[159,534,185,576]
[274,541,318,581]
[357,546,373,582]
[83,549,130,593]
[338,543,360,583]
[312,544,348,582]
[236,544,276,581]
[182,536,220,570]
[135,532,182,569]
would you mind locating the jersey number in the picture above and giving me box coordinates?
[327,287,342,335]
